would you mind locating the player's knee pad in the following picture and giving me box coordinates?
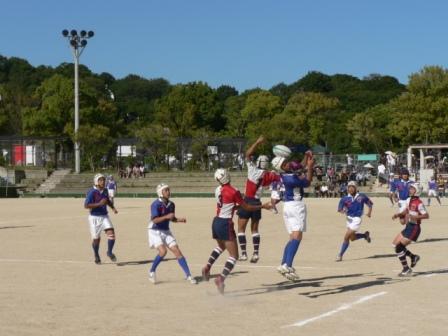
[107,234,115,240]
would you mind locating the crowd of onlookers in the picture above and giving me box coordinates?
[118,164,147,179]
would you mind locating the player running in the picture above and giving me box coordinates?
[84,173,118,264]
[335,181,373,262]
[147,183,197,284]
[237,136,279,263]
[106,175,117,206]
[427,176,441,206]
[271,151,314,281]
[202,169,272,294]
[392,184,429,277]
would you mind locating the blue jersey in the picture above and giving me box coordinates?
[338,193,373,217]
[150,198,175,231]
[85,187,109,216]
[107,181,117,190]
[428,181,437,190]
[280,173,309,202]
[390,179,413,200]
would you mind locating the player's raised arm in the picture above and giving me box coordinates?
[245,135,265,160]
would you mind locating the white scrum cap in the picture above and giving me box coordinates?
[156,183,169,198]
[256,155,270,169]
[214,168,230,184]
[271,157,286,172]
[347,181,357,187]
[93,173,106,185]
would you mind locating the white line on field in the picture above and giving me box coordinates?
[0,258,91,264]
[282,291,387,328]
[0,213,128,225]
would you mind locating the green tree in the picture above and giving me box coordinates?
[75,124,113,171]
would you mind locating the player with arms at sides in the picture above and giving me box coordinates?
[84,173,118,264]
[388,173,398,207]
[427,176,441,206]
[237,136,278,263]
[106,175,117,206]
[202,169,272,294]
[392,184,429,277]
[271,151,314,281]
[335,181,373,262]
[390,168,414,224]
[147,184,197,284]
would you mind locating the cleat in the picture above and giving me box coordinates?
[214,275,225,294]
[398,268,413,277]
[94,256,101,264]
[285,270,300,282]
[186,276,198,285]
[107,252,117,262]
[250,254,259,263]
[277,264,290,274]
[271,208,279,214]
[365,231,371,243]
[335,254,342,262]
[239,253,248,261]
[148,272,157,284]
[410,255,420,268]
[202,266,210,281]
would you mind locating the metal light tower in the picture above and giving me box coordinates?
[61,29,94,173]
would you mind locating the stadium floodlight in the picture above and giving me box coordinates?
[61,28,95,174]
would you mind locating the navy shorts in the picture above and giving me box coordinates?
[237,197,262,221]
[212,217,236,241]
[401,223,421,242]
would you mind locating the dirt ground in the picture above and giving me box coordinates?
[0,197,447,336]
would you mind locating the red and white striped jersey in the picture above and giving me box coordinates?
[406,197,427,224]
[245,161,280,199]
[215,184,244,218]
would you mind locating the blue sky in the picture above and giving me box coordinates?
[1,0,448,91]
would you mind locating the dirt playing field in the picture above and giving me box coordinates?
[0,197,447,336]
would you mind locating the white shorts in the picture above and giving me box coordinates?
[148,228,177,249]
[428,189,437,197]
[282,201,307,233]
[108,189,115,197]
[88,215,114,239]
[346,216,362,231]
[271,190,282,201]
[398,200,407,213]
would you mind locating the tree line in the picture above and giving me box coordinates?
[1,54,448,170]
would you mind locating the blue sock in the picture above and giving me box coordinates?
[107,239,115,255]
[355,233,365,240]
[281,241,291,265]
[150,254,164,272]
[92,242,100,257]
[177,257,191,277]
[339,241,350,256]
[285,239,301,267]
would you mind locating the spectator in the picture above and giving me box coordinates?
[377,163,386,187]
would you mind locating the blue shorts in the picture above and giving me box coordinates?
[237,197,262,221]
[212,217,236,241]
[401,223,421,242]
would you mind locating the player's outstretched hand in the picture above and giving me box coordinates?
[256,136,265,144]
[112,208,118,214]
[177,217,187,223]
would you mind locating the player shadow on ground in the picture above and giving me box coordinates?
[299,276,408,298]
[116,258,176,266]
[356,253,396,260]
[0,225,33,230]
[413,268,448,277]
[225,273,367,297]
[415,237,448,244]
[200,271,249,283]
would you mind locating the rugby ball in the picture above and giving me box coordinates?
[273,145,291,158]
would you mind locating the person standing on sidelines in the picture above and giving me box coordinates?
[427,176,441,206]
[335,181,373,262]
[237,136,279,263]
[202,169,272,294]
[106,175,117,206]
[390,168,414,224]
[392,184,429,277]
[271,151,314,281]
[84,173,118,264]
[147,183,197,284]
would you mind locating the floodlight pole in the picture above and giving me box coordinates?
[62,29,94,173]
